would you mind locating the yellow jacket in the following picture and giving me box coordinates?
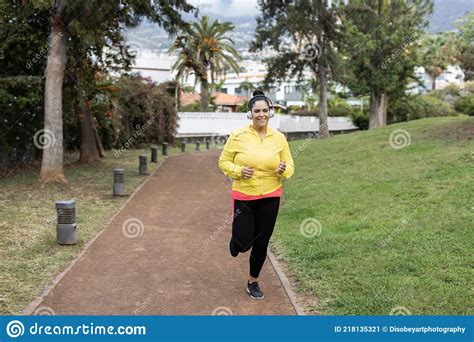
[218,124,295,196]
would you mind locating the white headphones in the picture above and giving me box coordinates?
[246,94,275,119]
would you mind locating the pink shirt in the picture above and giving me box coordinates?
[231,186,282,200]
[230,186,282,223]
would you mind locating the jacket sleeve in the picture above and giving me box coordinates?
[278,136,295,179]
[218,133,244,179]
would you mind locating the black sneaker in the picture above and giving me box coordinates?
[229,239,239,257]
[246,281,264,300]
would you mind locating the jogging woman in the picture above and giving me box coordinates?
[218,89,295,300]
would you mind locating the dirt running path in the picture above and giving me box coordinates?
[27,149,297,315]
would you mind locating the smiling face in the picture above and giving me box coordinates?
[251,100,271,129]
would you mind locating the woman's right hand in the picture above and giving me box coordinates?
[241,166,254,179]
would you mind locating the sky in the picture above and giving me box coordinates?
[125,0,474,52]
[188,0,258,18]
[188,0,474,18]
[185,0,474,32]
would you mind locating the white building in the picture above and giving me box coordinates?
[130,51,175,83]
[217,60,311,107]
[129,54,312,107]
[408,65,465,94]
[128,51,466,104]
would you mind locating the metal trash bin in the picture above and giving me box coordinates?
[195,141,200,151]
[113,169,125,196]
[56,200,77,245]
[206,139,210,149]
[181,141,186,152]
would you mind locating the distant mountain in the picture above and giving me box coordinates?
[125,0,474,55]
[428,0,474,33]
[124,16,257,55]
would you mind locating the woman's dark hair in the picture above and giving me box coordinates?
[248,88,272,112]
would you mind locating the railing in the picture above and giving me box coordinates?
[176,112,358,137]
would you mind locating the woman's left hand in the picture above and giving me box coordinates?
[276,161,286,175]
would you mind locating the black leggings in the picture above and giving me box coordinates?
[231,196,281,278]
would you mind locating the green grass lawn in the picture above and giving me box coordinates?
[272,116,473,315]
[0,145,187,314]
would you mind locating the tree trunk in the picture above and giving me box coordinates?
[111,98,121,148]
[113,128,121,148]
[78,103,101,163]
[431,76,436,90]
[39,22,68,183]
[93,117,106,157]
[318,60,330,139]
[74,60,103,162]
[382,93,388,125]
[200,78,209,112]
[369,91,388,128]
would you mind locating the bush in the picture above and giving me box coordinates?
[329,102,355,117]
[430,84,460,98]
[181,101,201,112]
[288,105,304,112]
[0,76,44,155]
[463,81,474,94]
[236,102,248,113]
[289,99,355,117]
[349,110,369,130]
[291,110,318,116]
[113,76,178,147]
[429,84,461,106]
[388,95,458,123]
[326,96,355,117]
[454,94,474,116]
[442,84,461,97]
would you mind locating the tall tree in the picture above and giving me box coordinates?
[169,15,241,111]
[251,0,343,139]
[40,0,70,183]
[455,11,474,81]
[66,7,133,163]
[341,0,432,129]
[38,0,195,183]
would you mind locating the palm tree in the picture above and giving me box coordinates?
[238,80,254,97]
[422,34,456,90]
[169,15,241,111]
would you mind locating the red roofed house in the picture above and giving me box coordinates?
[180,92,247,112]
